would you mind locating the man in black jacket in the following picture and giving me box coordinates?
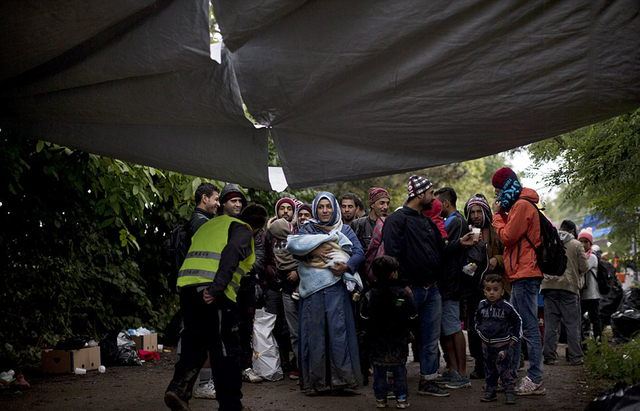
[188,183,220,238]
[382,175,476,398]
[187,183,220,399]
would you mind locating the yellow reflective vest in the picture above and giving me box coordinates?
[176,215,255,302]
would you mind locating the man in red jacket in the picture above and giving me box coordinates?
[491,167,545,396]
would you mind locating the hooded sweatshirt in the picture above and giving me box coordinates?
[540,230,588,295]
[492,187,542,283]
[267,218,299,272]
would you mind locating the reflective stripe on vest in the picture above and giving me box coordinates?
[176,215,255,302]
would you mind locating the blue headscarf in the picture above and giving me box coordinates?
[309,191,343,230]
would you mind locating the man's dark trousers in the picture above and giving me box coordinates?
[167,287,243,411]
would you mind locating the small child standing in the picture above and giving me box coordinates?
[474,274,522,405]
[361,255,418,409]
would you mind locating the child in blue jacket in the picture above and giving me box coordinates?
[474,274,522,405]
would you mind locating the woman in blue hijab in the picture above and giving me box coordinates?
[289,192,365,396]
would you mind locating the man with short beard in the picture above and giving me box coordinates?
[341,193,361,225]
[463,194,504,380]
[383,175,477,398]
[351,187,391,252]
[263,197,299,376]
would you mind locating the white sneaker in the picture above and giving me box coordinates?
[242,368,263,383]
[515,376,546,396]
[193,379,216,399]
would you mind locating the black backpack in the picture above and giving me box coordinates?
[596,258,615,295]
[161,224,190,293]
[519,198,568,276]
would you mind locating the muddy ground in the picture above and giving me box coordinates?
[1,344,602,411]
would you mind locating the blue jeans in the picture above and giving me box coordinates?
[510,278,543,383]
[373,365,408,399]
[411,285,442,378]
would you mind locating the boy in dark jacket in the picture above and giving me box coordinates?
[361,255,418,409]
[474,274,522,405]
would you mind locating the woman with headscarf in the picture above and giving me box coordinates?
[286,192,365,396]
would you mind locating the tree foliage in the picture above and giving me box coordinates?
[319,155,508,213]
[0,132,208,366]
[525,109,640,253]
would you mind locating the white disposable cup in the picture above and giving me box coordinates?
[75,368,86,374]
[98,366,106,373]
[157,344,164,351]
[472,227,481,241]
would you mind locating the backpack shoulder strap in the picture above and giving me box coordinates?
[516,197,541,249]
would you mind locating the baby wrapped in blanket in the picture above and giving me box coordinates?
[286,231,362,298]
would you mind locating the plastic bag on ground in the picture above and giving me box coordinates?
[585,383,640,411]
[599,277,624,325]
[99,331,142,366]
[251,308,283,381]
[611,309,640,343]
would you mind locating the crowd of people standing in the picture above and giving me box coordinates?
[164,167,608,411]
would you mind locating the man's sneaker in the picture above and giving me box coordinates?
[164,390,191,411]
[289,369,300,380]
[505,391,517,405]
[543,358,556,365]
[396,396,410,409]
[515,376,546,396]
[444,372,471,389]
[433,369,453,385]
[376,398,388,408]
[417,379,450,397]
[242,368,263,383]
[193,379,216,399]
[480,391,497,402]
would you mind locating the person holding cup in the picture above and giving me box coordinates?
[463,193,505,380]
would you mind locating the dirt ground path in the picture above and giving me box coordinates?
[1,344,600,411]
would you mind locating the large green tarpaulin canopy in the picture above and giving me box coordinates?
[2,0,639,189]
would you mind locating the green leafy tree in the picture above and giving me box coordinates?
[0,132,207,366]
[525,109,640,256]
[319,155,508,214]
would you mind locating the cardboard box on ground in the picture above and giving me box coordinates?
[42,346,101,374]
[131,333,157,351]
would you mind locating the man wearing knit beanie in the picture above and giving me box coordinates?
[351,188,391,251]
[490,167,546,396]
[383,175,476,397]
[274,197,296,223]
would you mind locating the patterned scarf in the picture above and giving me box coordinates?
[496,172,522,212]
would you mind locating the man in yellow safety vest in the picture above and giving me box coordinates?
[165,184,268,411]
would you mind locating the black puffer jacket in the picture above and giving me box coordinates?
[382,206,460,287]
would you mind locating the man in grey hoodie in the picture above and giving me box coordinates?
[540,220,589,366]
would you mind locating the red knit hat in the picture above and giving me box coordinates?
[492,167,516,189]
[369,187,390,205]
